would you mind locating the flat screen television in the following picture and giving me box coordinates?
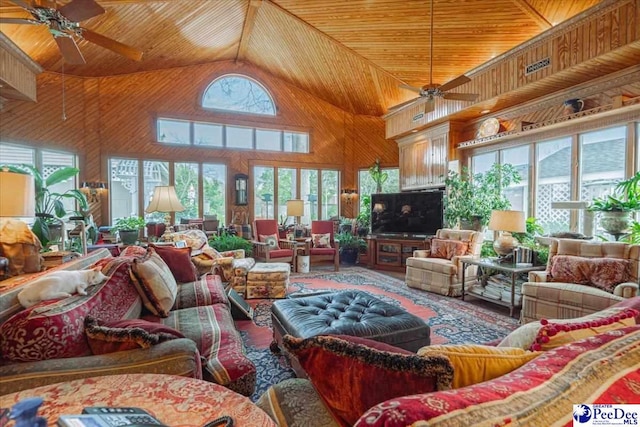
[370,190,444,237]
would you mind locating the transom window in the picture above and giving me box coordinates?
[202,74,276,116]
[157,118,309,153]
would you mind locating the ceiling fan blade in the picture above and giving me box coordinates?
[59,0,105,22]
[53,34,86,64]
[399,84,422,94]
[80,28,143,61]
[437,74,471,92]
[0,17,40,25]
[443,92,479,102]
[9,0,35,9]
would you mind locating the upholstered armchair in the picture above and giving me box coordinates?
[520,239,639,323]
[405,228,484,296]
[251,220,296,269]
[305,220,339,271]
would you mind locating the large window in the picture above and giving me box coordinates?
[0,143,78,217]
[501,146,529,213]
[358,168,400,212]
[253,165,339,222]
[202,74,276,115]
[110,157,226,224]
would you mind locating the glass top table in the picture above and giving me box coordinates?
[460,257,545,318]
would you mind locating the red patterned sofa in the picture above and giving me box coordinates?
[256,298,640,426]
[0,248,256,396]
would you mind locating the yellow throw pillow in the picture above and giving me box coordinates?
[417,344,541,389]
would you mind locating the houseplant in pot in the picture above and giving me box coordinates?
[2,164,88,248]
[588,171,640,235]
[443,163,521,230]
[112,216,146,245]
[356,195,371,237]
[336,232,366,265]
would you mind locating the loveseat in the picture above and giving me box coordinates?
[256,297,640,426]
[520,238,639,323]
[0,247,256,396]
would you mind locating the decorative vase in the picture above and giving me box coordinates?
[119,229,139,245]
[599,211,630,234]
[340,248,359,265]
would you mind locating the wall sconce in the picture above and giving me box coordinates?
[80,181,108,203]
[341,189,358,205]
[234,174,248,206]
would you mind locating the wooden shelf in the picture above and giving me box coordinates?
[367,236,427,272]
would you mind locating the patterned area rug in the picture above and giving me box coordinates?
[235,267,520,401]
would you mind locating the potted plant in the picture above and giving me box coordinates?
[339,217,354,234]
[588,171,640,235]
[369,159,388,193]
[209,231,253,255]
[112,216,146,245]
[336,232,366,265]
[356,195,371,237]
[2,164,88,248]
[443,163,521,230]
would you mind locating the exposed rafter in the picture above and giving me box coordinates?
[236,0,262,63]
[510,0,553,30]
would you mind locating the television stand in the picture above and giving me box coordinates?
[366,235,428,272]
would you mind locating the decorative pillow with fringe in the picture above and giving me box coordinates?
[283,334,453,426]
[85,315,184,355]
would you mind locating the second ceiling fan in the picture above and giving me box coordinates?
[385,0,479,118]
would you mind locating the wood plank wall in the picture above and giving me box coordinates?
[0,60,397,225]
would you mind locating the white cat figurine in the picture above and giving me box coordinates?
[17,267,108,308]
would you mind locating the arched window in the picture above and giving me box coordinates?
[202,74,276,115]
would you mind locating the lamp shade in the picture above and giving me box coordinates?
[286,199,304,217]
[488,210,526,233]
[145,186,185,213]
[0,171,35,217]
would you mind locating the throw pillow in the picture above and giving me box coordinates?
[259,233,280,250]
[149,244,199,283]
[311,233,331,248]
[430,238,469,260]
[283,334,453,426]
[498,306,640,350]
[84,316,184,355]
[119,245,147,258]
[130,247,179,317]
[550,255,631,292]
[529,308,638,351]
[417,344,541,388]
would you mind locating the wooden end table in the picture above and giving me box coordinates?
[461,257,545,317]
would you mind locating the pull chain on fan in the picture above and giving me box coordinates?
[385,0,479,118]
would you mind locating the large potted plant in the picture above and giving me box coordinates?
[112,216,146,245]
[588,171,640,235]
[369,159,388,193]
[356,195,371,237]
[443,163,521,230]
[336,232,366,265]
[3,164,88,248]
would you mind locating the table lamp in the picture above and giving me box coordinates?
[0,170,35,218]
[145,186,185,226]
[488,210,526,257]
[286,199,304,236]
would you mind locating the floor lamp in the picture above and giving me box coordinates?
[145,186,185,227]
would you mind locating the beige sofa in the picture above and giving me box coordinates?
[520,238,639,323]
[405,228,484,296]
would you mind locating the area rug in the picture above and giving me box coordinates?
[235,267,520,401]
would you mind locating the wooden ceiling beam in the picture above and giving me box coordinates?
[236,0,262,63]
[510,0,552,30]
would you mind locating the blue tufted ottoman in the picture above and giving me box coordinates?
[270,290,431,376]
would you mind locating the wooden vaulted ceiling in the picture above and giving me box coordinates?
[0,0,607,116]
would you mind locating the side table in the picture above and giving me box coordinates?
[461,258,545,317]
[0,374,276,426]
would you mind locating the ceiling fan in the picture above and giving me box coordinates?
[0,0,143,64]
[385,0,478,118]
